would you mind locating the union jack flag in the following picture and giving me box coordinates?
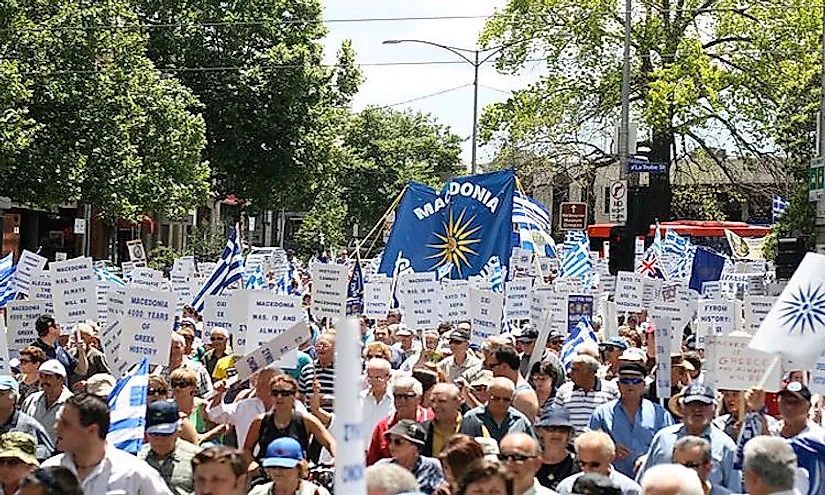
[637,247,665,279]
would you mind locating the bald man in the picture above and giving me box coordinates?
[460,377,535,442]
[500,433,559,495]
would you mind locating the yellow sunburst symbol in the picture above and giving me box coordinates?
[426,208,482,277]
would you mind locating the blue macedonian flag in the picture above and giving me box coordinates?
[379,169,516,280]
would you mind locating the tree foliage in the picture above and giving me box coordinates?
[0,0,210,222]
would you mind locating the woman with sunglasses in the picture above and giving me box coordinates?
[244,375,336,468]
[16,347,47,404]
[170,368,227,446]
[147,376,169,405]
[529,358,565,418]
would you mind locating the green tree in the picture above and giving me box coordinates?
[478,0,820,222]
[0,0,210,222]
[135,0,361,214]
[339,106,463,233]
[295,182,348,255]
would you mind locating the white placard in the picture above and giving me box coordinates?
[654,316,672,399]
[7,301,43,354]
[129,267,167,291]
[73,218,86,235]
[635,238,645,255]
[615,271,644,311]
[334,318,367,495]
[14,250,47,297]
[468,288,503,346]
[230,291,249,355]
[697,300,740,338]
[441,279,469,323]
[30,275,53,314]
[169,272,194,313]
[106,288,126,323]
[126,239,147,262]
[601,275,617,293]
[811,354,825,395]
[245,291,303,350]
[505,279,533,320]
[743,295,777,335]
[235,323,309,382]
[120,288,177,367]
[54,252,67,262]
[121,261,135,276]
[509,248,532,278]
[173,257,196,276]
[310,263,348,323]
[203,295,234,341]
[363,278,392,319]
[701,281,721,300]
[651,301,690,348]
[602,299,619,339]
[50,257,97,327]
[0,317,10,375]
[96,281,110,324]
[100,319,129,377]
[197,262,217,277]
[705,335,782,391]
[401,278,441,330]
[642,278,663,306]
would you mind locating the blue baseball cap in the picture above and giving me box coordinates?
[0,377,17,394]
[262,437,303,468]
[599,337,628,351]
[145,400,180,436]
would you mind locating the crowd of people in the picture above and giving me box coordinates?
[0,302,819,495]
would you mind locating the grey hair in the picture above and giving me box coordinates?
[170,333,185,346]
[641,464,704,495]
[365,463,419,495]
[576,341,600,360]
[673,436,712,464]
[366,358,391,373]
[431,382,460,400]
[572,354,600,373]
[743,436,797,491]
[391,375,423,396]
[209,327,229,339]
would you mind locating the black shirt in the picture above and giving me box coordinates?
[536,453,581,491]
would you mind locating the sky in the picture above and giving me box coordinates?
[320,0,545,167]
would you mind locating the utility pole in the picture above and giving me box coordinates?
[619,0,632,181]
[471,50,480,174]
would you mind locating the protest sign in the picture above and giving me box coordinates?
[529,286,554,326]
[230,291,249,355]
[697,300,740,343]
[50,257,97,327]
[121,261,135,277]
[173,256,196,276]
[363,277,392,319]
[334,317,367,495]
[615,271,643,311]
[743,296,777,335]
[509,248,532,278]
[120,288,177,367]
[505,279,533,320]
[811,354,825,395]
[642,279,663,306]
[203,295,235,344]
[399,277,441,330]
[235,323,309,382]
[30,275,53,313]
[100,319,129,377]
[6,301,43,354]
[129,267,167,291]
[441,279,469,323]
[96,281,109,324]
[601,275,617,294]
[701,281,721,300]
[653,316,672,399]
[704,335,782,391]
[567,294,594,333]
[601,297,619,340]
[244,291,303,353]
[555,279,582,294]
[651,301,691,347]
[197,262,217,277]
[748,275,765,296]
[0,318,11,375]
[14,250,47,297]
[106,288,126,323]
[311,263,348,323]
[169,272,195,314]
[468,289,503,345]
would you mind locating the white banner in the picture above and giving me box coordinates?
[30,275,53,314]
[705,335,782,392]
[203,295,234,344]
[311,263,349,323]
[654,316,672,399]
[363,277,392,320]
[50,257,97,328]
[245,291,303,353]
[441,279,469,323]
[743,295,777,335]
[7,301,43,354]
[234,323,308,381]
[468,289,503,346]
[505,279,533,320]
[14,250,47,297]
[120,288,177,367]
[615,271,644,312]
[399,278,441,330]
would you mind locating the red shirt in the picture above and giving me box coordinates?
[366,406,434,466]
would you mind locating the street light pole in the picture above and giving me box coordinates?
[471,50,480,174]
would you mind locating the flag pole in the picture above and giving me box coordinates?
[358,184,408,259]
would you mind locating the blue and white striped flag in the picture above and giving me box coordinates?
[512,193,557,258]
[791,431,825,495]
[773,195,789,224]
[668,244,696,282]
[0,253,12,274]
[245,264,264,290]
[663,229,689,255]
[436,262,453,281]
[559,231,591,280]
[190,227,244,313]
[94,267,126,288]
[0,264,16,308]
[107,357,149,454]
[560,317,598,371]
[488,256,504,293]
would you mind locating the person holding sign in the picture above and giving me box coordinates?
[769,382,822,440]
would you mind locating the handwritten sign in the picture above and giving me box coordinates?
[363,277,392,319]
[129,267,167,291]
[230,291,249,355]
[704,335,782,391]
[810,353,825,395]
[651,301,690,347]
[50,257,97,327]
[169,272,195,313]
[701,281,721,300]
[235,323,309,382]
[441,280,469,323]
[505,279,533,320]
[0,317,10,375]
[7,301,43,354]
[96,281,110,324]
[100,320,129,377]
[468,288,503,345]
[697,300,740,340]
[743,296,777,334]
[642,279,663,306]
[311,263,348,323]
[654,316,672,399]
[14,250,47,297]
[120,288,177,367]
[615,271,644,311]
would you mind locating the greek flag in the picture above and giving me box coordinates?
[773,195,789,224]
[513,192,551,230]
[663,229,689,255]
[0,263,16,309]
[107,357,149,454]
[559,231,591,280]
[486,256,505,293]
[245,264,264,290]
[0,253,12,273]
[791,431,825,495]
[668,244,696,282]
[94,267,126,288]
[190,227,245,313]
[436,262,453,281]
[560,317,598,371]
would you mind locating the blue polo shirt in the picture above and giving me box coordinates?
[636,423,742,492]
[32,339,77,385]
[589,398,675,477]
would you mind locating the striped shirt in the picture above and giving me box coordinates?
[298,360,336,398]
[552,378,619,436]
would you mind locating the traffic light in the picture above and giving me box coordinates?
[776,237,807,280]
[609,225,635,275]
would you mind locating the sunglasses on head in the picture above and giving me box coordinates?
[618,377,644,385]
[271,389,296,397]
[498,453,535,462]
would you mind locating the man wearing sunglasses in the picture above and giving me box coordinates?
[438,325,482,385]
[376,420,444,495]
[499,433,558,495]
[555,431,642,495]
[588,362,674,478]
[366,376,433,466]
[672,436,730,495]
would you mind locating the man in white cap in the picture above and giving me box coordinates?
[21,360,73,443]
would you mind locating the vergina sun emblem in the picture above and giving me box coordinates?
[426,208,481,277]
[778,283,825,336]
